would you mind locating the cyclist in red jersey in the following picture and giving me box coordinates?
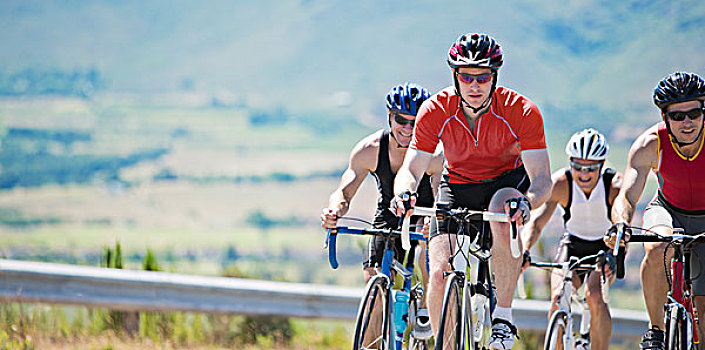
[606,72,705,350]
[392,33,551,349]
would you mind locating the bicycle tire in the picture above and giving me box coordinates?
[434,274,463,350]
[544,310,570,350]
[353,275,392,350]
[665,304,695,350]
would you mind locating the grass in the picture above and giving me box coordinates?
[0,303,353,350]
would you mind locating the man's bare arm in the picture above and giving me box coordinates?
[522,170,565,250]
[520,148,552,210]
[393,148,433,216]
[321,136,377,228]
[611,132,658,224]
[427,150,445,199]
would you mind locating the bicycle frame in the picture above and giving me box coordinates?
[532,255,603,350]
[413,204,512,350]
[665,237,698,347]
[624,228,705,349]
[326,226,427,350]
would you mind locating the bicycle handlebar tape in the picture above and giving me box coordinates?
[508,200,521,259]
[613,223,627,279]
[616,252,625,279]
[401,192,411,251]
[597,251,610,303]
[327,229,339,269]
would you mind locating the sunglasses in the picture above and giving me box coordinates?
[456,72,493,85]
[570,161,602,172]
[666,107,705,122]
[392,113,415,127]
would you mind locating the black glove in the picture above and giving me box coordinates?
[506,197,531,223]
[390,190,417,217]
[521,250,531,269]
[606,222,632,243]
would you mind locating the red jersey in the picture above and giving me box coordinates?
[411,86,546,183]
[653,122,705,211]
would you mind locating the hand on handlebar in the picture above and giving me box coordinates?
[390,190,417,218]
[520,250,531,272]
[505,197,531,225]
[603,222,631,249]
[421,216,431,239]
[320,208,340,229]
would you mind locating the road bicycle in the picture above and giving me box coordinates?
[617,225,705,350]
[411,202,521,350]
[326,220,432,350]
[526,251,611,350]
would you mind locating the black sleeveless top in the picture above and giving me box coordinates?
[372,130,435,229]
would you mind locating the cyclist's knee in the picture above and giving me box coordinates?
[488,187,522,212]
[584,288,607,310]
[429,267,446,285]
[643,242,669,264]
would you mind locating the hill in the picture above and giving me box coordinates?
[1,0,704,138]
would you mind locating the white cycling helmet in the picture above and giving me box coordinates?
[565,128,609,161]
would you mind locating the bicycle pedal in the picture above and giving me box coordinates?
[574,336,590,350]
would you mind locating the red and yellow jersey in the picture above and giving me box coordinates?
[411,86,546,183]
[653,122,705,211]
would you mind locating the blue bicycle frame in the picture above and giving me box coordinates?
[326,226,427,350]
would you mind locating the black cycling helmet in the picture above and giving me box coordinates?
[447,33,503,70]
[385,82,431,116]
[448,33,503,114]
[654,72,705,146]
[653,72,705,110]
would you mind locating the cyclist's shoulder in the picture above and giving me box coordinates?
[350,129,385,168]
[493,86,540,111]
[630,124,660,158]
[604,168,623,203]
[418,87,457,117]
[550,168,571,200]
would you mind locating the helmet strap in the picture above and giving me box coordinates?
[453,70,496,115]
[664,117,704,147]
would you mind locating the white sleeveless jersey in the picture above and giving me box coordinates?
[564,174,612,241]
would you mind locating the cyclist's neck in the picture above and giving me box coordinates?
[460,103,487,133]
[672,131,703,159]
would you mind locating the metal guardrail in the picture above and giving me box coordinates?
[0,259,647,336]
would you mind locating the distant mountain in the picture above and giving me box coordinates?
[2,0,704,140]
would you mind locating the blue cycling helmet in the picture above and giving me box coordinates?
[386,82,431,116]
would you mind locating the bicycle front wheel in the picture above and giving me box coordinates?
[544,310,570,350]
[434,274,463,350]
[665,304,694,350]
[408,293,431,350]
[353,275,392,350]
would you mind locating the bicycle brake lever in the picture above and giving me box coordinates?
[508,201,521,258]
[326,229,339,269]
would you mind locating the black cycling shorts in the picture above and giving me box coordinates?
[429,166,530,240]
[362,213,419,269]
[554,233,609,283]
